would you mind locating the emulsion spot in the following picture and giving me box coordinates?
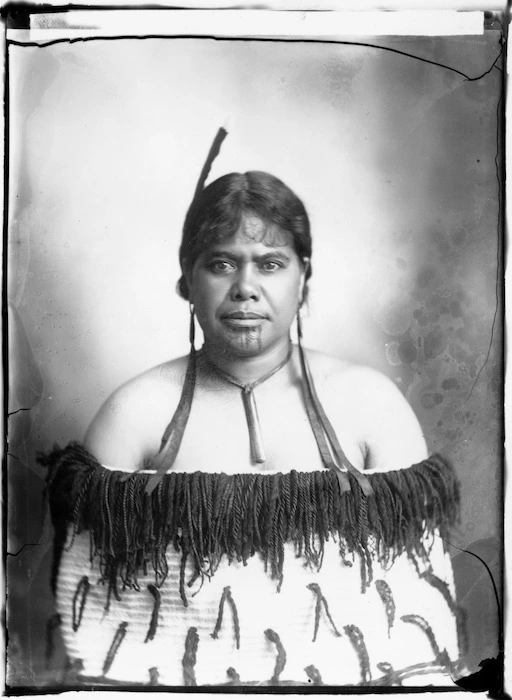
[450,301,463,318]
[385,341,401,367]
[420,393,444,409]
[398,340,417,365]
[441,378,459,391]
[424,329,448,360]
[417,266,437,289]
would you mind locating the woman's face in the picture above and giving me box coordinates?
[188,215,307,358]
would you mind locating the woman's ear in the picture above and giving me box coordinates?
[181,259,194,304]
[298,258,310,305]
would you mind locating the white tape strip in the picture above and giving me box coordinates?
[6,9,485,44]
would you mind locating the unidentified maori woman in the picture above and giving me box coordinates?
[42,130,465,687]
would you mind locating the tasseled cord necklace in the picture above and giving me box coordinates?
[200,344,294,464]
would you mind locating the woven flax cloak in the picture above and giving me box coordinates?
[41,443,464,687]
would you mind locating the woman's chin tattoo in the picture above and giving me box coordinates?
[227,325,263,351]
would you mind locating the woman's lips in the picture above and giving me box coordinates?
[224,319,264,328]
[222,311,267,327]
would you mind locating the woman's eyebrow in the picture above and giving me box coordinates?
[203,249,291,262]
[256,251,291,263]
[203,249,236,259]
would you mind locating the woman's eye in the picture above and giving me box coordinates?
[210,260,235,273]
[260,261,282,272]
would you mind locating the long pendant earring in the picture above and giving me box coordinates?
[296,304,303,346]
[189,302,196,354]
[296,305,373,497]
[145,303,198,494]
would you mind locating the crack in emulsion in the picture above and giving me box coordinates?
[7,542,44,557]
[5,34,504,87]
[441,534,503,666]
[8,407,31,417]
[465,57,504,403]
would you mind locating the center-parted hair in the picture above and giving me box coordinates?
[178,171,312,300]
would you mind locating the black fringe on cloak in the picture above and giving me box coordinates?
[40,443,460,604]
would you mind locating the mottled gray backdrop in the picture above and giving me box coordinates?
[7,32,503,685]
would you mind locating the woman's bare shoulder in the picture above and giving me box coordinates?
[304,348,390,390]
[93,355,190,417]
[304,348,428,470]
[83,356,189,470]
[304,349,410,419]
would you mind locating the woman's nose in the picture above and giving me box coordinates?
[230,267,260,301]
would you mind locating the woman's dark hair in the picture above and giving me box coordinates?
[178,171,312,300]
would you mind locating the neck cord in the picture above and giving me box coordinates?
[201,344,293,391]
[200,344,294,463]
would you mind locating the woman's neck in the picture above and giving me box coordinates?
[201,338,292,386]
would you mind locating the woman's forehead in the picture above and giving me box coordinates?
[213,214,292,250]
